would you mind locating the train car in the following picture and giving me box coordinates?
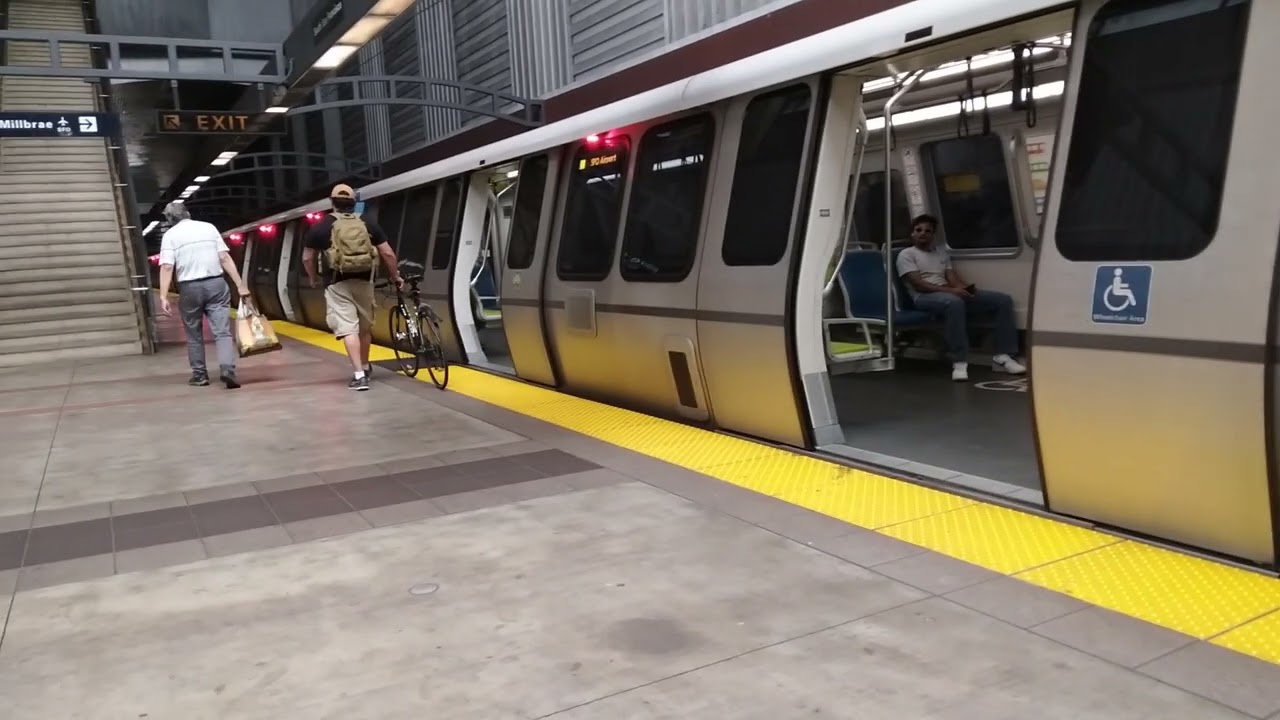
[230,0,1279,569]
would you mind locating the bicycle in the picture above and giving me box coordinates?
[377,273,449,390]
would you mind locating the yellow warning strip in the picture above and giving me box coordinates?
[269,319,1280,663]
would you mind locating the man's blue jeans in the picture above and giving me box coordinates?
[911,289,1018,363]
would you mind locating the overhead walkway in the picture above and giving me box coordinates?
[0,0,146,368]
[0,298,1278,718]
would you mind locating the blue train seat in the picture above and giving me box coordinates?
[839,249,933,329]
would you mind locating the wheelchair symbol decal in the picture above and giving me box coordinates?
[1091,265,1151,325]
[975,377,1027,393]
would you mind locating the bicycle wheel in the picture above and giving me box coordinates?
[420,310,449,390]
[389,305,420,377]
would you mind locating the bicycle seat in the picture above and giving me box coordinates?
[402,274,424,285]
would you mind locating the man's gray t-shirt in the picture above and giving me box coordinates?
[896,244,952,298]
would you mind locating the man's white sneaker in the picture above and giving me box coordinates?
[952,362,969,382]
[992,355,1027,375]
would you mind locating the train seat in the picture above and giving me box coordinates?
[839,250,933,329]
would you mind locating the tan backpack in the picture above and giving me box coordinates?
[325,212,377,275]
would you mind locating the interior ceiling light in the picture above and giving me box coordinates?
[506,170,519,179]
[866,80,1065,131]
[862,34,1071,93]
[264,106,289,114]
[313,45,358,70]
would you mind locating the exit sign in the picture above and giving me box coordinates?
[155,110,286,135]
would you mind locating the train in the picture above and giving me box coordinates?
[223,0,1280,569]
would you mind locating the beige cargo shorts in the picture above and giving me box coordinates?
[324,278,374,339]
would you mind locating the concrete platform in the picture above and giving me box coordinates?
[0,315,1278,718]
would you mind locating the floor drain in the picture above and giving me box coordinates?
[409,583,439,596]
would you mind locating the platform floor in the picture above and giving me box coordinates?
[0,310,1279,718]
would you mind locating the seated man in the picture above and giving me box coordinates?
[895,214,1026,382]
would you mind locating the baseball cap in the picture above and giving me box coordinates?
[330,183,356,200]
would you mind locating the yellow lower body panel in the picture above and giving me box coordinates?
[269,318,1280,665]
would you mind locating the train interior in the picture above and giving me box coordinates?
[466,161,519,372]
[816,15,1073,499]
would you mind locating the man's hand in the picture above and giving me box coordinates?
[394,276,405,290]
[238,285,251,297]
[308,276,318,289]
[160,297,173,316]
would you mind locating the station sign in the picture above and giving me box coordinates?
[0,112,117,138]
[155,110,287,136]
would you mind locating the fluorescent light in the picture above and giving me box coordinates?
[313,45,358,70]
[171,198,184,204]
[210,150,238,167]
[863,35,1071,94]
[194,175,210,182]
[339,16,392,45]
[370,0,415,13]
[506,170,519,179]
[866,80,1065,131]
[264,106,289,114]
[143,220,158,234]
[183,185,200,193]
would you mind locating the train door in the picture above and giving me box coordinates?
[696,79,824,446]
[1031,0,1277,564]
[544,112,718,421]
[454,162,519,370]
[500,152,560,387]
[289,217,327,330]
[277,220,301,323]
[367,193,409,350]
[247,224,286,320]
[418,177,468,363]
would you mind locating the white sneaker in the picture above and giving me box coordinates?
[992,354,1027,375]
[951,362,969,382]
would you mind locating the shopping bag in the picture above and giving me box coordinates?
[235,298,282,357]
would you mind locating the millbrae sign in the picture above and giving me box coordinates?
[0,112,116,138]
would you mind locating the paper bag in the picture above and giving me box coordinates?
[236,299,282,357]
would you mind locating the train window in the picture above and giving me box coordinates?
[391,185,437,265]
[507,154,548,270]
[430,178,463,270]
[722,84,813,267]
[620,114,715,282]
[1056,0,1247,262]
[850,170,911,246]
[252,229,283,277]
[921,135,1020,251]
[376,193,409,252]
[556,137,632,281]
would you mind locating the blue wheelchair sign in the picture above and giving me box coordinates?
[1091,265,1152,325]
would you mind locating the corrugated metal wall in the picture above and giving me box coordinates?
[507,0,572,99]
[665,0,799,42]
[265,0,796,203]
[454,0,512,124]
[567,0,665,80]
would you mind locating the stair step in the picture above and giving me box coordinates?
[0,200,117,217]
[0,175,113,189]
[0,314,137,340]
[5,264,126,284]
[3,252,123,271]
[0,276,128,298]
[0,190,115,205]
[0,300,136,327]
[0,242,121,260]
[0,220,121,237]
[0,232,125,249]
[0,288,134,310]
[0,332,141,359]
[0,341,140,369]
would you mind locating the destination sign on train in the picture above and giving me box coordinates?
[578,153,620,170]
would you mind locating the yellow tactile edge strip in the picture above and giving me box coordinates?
[270,319,1280,664]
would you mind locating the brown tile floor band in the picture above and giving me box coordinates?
[0,449,600,573]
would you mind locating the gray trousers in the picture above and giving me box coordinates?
[178,276,236,375]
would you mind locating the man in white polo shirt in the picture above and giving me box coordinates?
[156,201,250,388]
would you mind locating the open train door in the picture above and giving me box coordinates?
[500,152,561,387]
[1029,0,1277,564]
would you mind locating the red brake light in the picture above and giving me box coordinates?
[148,254,160,265]
[585,134,600,145]
[258,224,276,236]
[229,232,243,243]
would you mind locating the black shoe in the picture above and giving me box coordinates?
[364,365,373,378]
[188,372,210,387]
[348,375,370,391]
[221,372,240,389]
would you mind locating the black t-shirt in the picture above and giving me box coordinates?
[304,213,390,285]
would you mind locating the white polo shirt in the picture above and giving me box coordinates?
[159,219,229,282]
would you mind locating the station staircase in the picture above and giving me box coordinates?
[0,0,148,368]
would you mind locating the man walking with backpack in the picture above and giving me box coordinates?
[302,184,403,391]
